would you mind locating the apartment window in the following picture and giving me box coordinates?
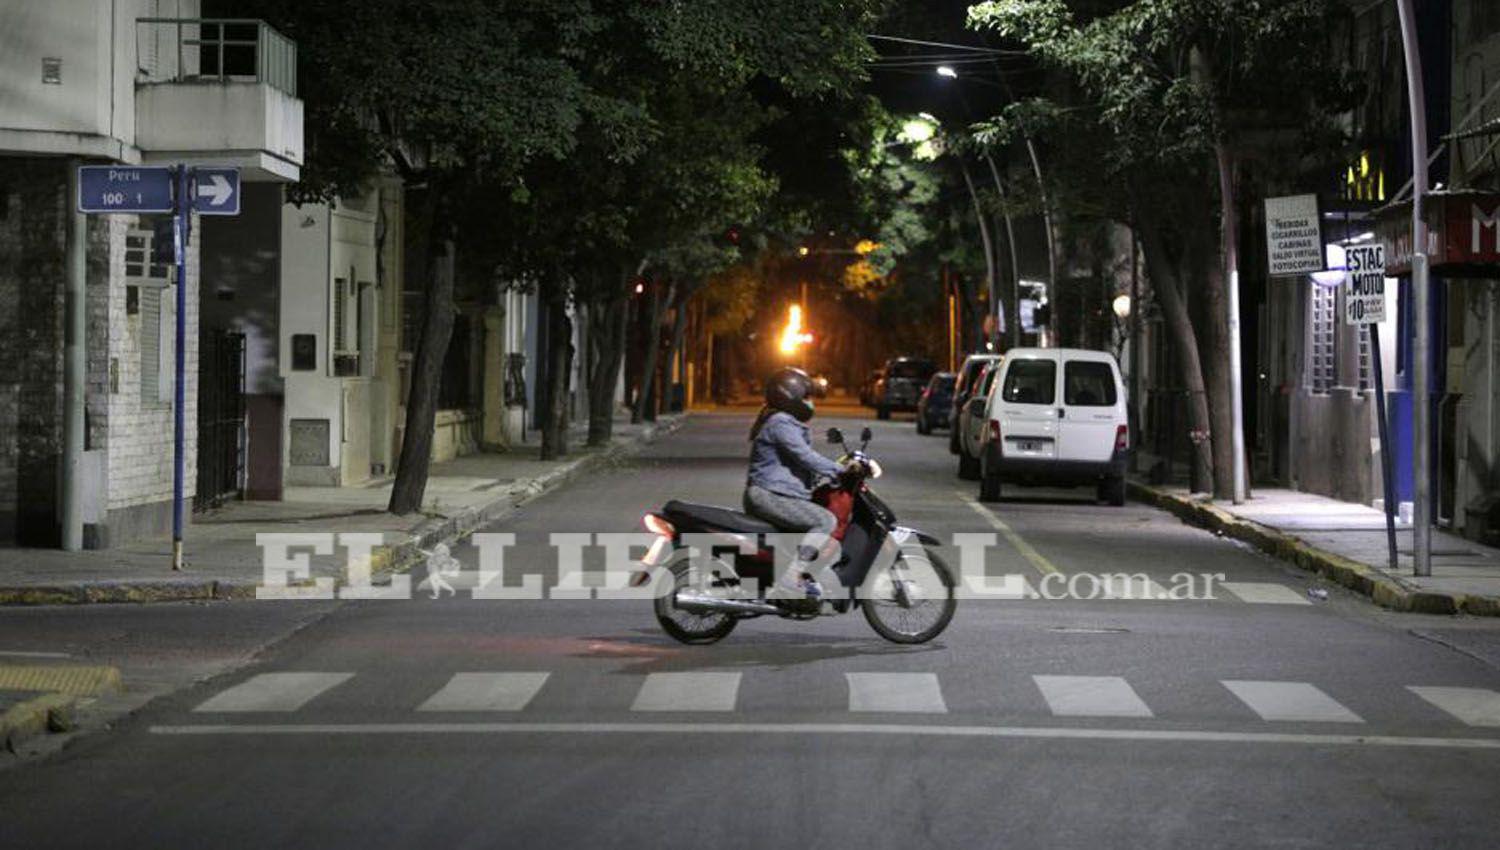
[333,278,348,352]
[1307,282,1337,394]
[332,271,359,377]
[127,228,173,405]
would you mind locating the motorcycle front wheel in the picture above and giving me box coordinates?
[861,545,957,644]
[654,557,738,645]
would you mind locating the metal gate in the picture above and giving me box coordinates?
[195,329,246,512]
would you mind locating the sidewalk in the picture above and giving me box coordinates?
[0,413,684,605]
[1131,479,1500,617]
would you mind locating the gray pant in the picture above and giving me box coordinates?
[743,484,837,536]
[743,484,837,570]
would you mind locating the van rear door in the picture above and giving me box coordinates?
[993,353,1059,460]
[1056,357,1124,462]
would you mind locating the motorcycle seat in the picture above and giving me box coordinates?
[662,500,779,535]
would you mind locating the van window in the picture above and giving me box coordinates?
[1002,359,1056,405]
[1064,361,1117,406]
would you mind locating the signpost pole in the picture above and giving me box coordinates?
[171,166,189,571]
[1371,323,1399,573]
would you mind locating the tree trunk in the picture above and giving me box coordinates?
[539,281,572,461]
[634,280,670,423]
[587,269,630,446]
[388,194,455,515]
[661,285,692,413]
[1187,186,1235,499]
[1138,215,1215,495]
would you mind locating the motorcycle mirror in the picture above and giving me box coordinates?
[860,426,872,447]
[826,427,845,445]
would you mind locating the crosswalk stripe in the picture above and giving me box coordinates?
[1033,675,1153,718]
[1222,681,1361,723]
[1407,686,1500,727]
[631,672,741,712]
[1220,582,1311,605]
[417,673,550,712]
[193,672,353,713]
[846,673,947,713]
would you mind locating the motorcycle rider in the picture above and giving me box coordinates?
[744,367,844,611]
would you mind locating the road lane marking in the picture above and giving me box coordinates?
[1034,675,1153,718]
[1220,582,1311,605]
[1222,681,1363,723]
[631,672,741,712]
[147,722,1500,751]
[846,673,947,713]
[0,650,73,659]
[418,673,550,712]
[957,493,1061,577]
[193,672,353,713]
[1408,686,1500,727]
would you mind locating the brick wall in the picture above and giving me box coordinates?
[105,214,199,512]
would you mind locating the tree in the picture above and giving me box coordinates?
[969,0,1357,495]
[250,0,649,510]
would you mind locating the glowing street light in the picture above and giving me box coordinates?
[778,304,814,356]
[936,65,958,79]
[1112,294,1132,319]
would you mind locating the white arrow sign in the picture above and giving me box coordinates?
[200,173,233,206]
[190,167,240,215]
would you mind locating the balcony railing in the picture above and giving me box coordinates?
[136,18,297,97]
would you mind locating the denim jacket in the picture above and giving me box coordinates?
[746,410,842,499]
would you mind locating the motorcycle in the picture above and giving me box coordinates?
[631,426,957,645]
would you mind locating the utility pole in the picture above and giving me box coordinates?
[1396,0,1432,577]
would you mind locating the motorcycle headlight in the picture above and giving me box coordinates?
[867,459,883,479]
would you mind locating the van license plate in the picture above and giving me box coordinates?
[1017,440,1042,452]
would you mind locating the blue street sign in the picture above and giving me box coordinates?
[77,165,174,214]
[191,167,241,215]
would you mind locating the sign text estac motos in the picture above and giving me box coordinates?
[1344,243,1386,325]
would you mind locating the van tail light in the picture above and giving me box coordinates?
[988,419,1002,442]
[1114,424,1129,452]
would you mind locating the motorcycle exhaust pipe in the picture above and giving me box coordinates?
[673,590,781,616]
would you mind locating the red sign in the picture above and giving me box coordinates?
[1378,191,1500,278]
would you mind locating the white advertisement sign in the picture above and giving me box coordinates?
[1343,243,1387,325]
[1264,194,1324,276]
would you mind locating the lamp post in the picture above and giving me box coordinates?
[1395,0,1431,577]
[937,64,1056,349]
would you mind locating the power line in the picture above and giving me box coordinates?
[866,34,1023,55]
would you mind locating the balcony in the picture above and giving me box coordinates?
[133,19,304,182]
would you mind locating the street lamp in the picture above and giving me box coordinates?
[1112,294,1132,319]
[936,65,958,79]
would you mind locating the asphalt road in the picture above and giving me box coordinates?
[4,410,1500,849]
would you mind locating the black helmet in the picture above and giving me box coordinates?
[765,367,816,422]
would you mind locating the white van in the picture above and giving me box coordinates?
[976,348,1129,505]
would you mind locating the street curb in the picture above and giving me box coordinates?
[0,415,687,606]
[1128,481,1499,617]
[1,692,82,751]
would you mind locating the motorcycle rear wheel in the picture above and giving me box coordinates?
[861,545,957,644]
[654,558,738,645]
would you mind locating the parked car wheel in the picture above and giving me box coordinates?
[948,428,960,455]
[957,450,980,481]
[1099,474,1126,507]
[916,414,930,435]
[979,470,1002,502]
